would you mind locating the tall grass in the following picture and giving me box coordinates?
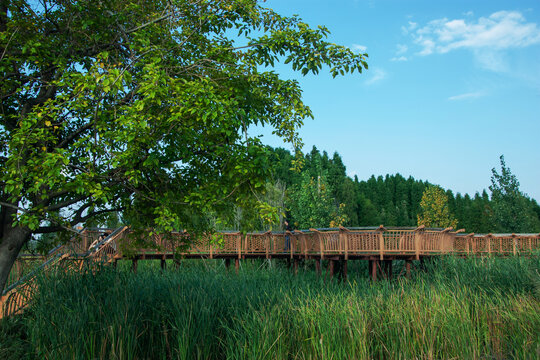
[1,256,539,359]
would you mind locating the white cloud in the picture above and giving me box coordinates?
[396,44,408,54]
[390,44,408,61]
[448,91,485,101]
[413,11,540,54]
[390,56,408,62]
[409,11,540,71]
[351,44,367,53]
[365,68,387,85]
[401,21,418,35]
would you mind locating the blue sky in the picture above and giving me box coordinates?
[254,0,540,200]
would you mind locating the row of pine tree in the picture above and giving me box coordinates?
[268,146,540,234]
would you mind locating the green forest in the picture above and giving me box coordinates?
[261,146,540,233]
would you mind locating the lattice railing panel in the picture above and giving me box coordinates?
[320,231,340,254]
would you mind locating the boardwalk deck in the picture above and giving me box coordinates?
[2,226,539,318]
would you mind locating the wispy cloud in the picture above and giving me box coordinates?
[401,21,418,35]
[365,68,387,85]
[391,44,408,61]
[390,56,408,62]
[408,11,540,71]
[351,44,367,53]
[448,91,485,101]
[396,44,408,54]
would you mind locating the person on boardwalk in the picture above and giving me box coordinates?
[284,220,292,252]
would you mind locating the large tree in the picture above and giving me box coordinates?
[0,0,367,292]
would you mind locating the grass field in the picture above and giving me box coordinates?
[1,255,539,359]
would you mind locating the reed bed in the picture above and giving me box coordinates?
[1,256,539,359]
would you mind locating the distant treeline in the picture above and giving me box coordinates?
[269,146,540,233]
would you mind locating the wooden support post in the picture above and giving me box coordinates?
[235,258,239,273]
[301,232,307,259]
[225,258,231,270]
[132,258,138,273]
[237,234,242,260]
[370,259,378,281]
[405,260,411,279]
[382,260,392,279]
[315,259,321,276]
[265,231,270,259]
[289,231,294,259]
[113,259,118,269]
[160,257,166,270]
[414,225,424,261]
[342,260,348,282]
[293,257,299,275]
[310,229,324,260]
[378,225,385,260]
[340,226,349,260]
[329,259,335,278]
[466,233,474,255]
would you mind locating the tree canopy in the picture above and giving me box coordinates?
[416,186,458,229]
[0,0,368,292]
[489,156,540,233]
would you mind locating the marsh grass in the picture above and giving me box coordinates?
[1,256,539,359]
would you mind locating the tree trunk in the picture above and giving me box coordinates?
[0,226,31,295]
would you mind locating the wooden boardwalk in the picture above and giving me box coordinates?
[2,226,539,318]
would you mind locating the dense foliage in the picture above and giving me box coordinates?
[267,147,540,233]
[0,0,367,293]
[1,256,538,359]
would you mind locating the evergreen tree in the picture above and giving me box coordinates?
[489,156,540,232]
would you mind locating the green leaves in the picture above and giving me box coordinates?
[0,0,367,239]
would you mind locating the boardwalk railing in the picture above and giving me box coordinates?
[107,226,540,259]
[3,226,539,319]
[1,227,129,319]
